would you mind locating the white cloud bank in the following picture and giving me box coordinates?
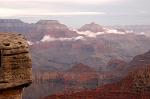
[75,28,126,37]
[76,31,105,38]
[105,29,126,34]
[41,35,85,42]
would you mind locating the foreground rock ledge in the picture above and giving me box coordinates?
[0,33,32,99]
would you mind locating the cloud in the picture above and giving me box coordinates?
[0,0,118,5]
[76,28,126,37]
[22,12,106,16]
[0,8,21,17]
[106,29,126,34]
[76,31,105,38]
[139,10,149,15]
[0,7,106,17]
[41,35,85,42]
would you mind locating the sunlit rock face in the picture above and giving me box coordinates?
[0,33,32,99]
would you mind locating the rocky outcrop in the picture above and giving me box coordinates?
[0,33,32,99]
[36,20,68,30]
[0,19,30,33]
[78,22,104,32]
[126,66,150,92]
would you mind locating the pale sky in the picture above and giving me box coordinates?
[0,0,150,27]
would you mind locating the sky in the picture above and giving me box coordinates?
[0,0,150,27]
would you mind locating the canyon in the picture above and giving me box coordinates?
[43,50,150,99]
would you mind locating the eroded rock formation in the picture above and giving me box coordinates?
[0,33,32,99]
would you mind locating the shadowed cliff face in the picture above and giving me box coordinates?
[128,50,150,70]
[0,87,23,99]
[42,50,150,99]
